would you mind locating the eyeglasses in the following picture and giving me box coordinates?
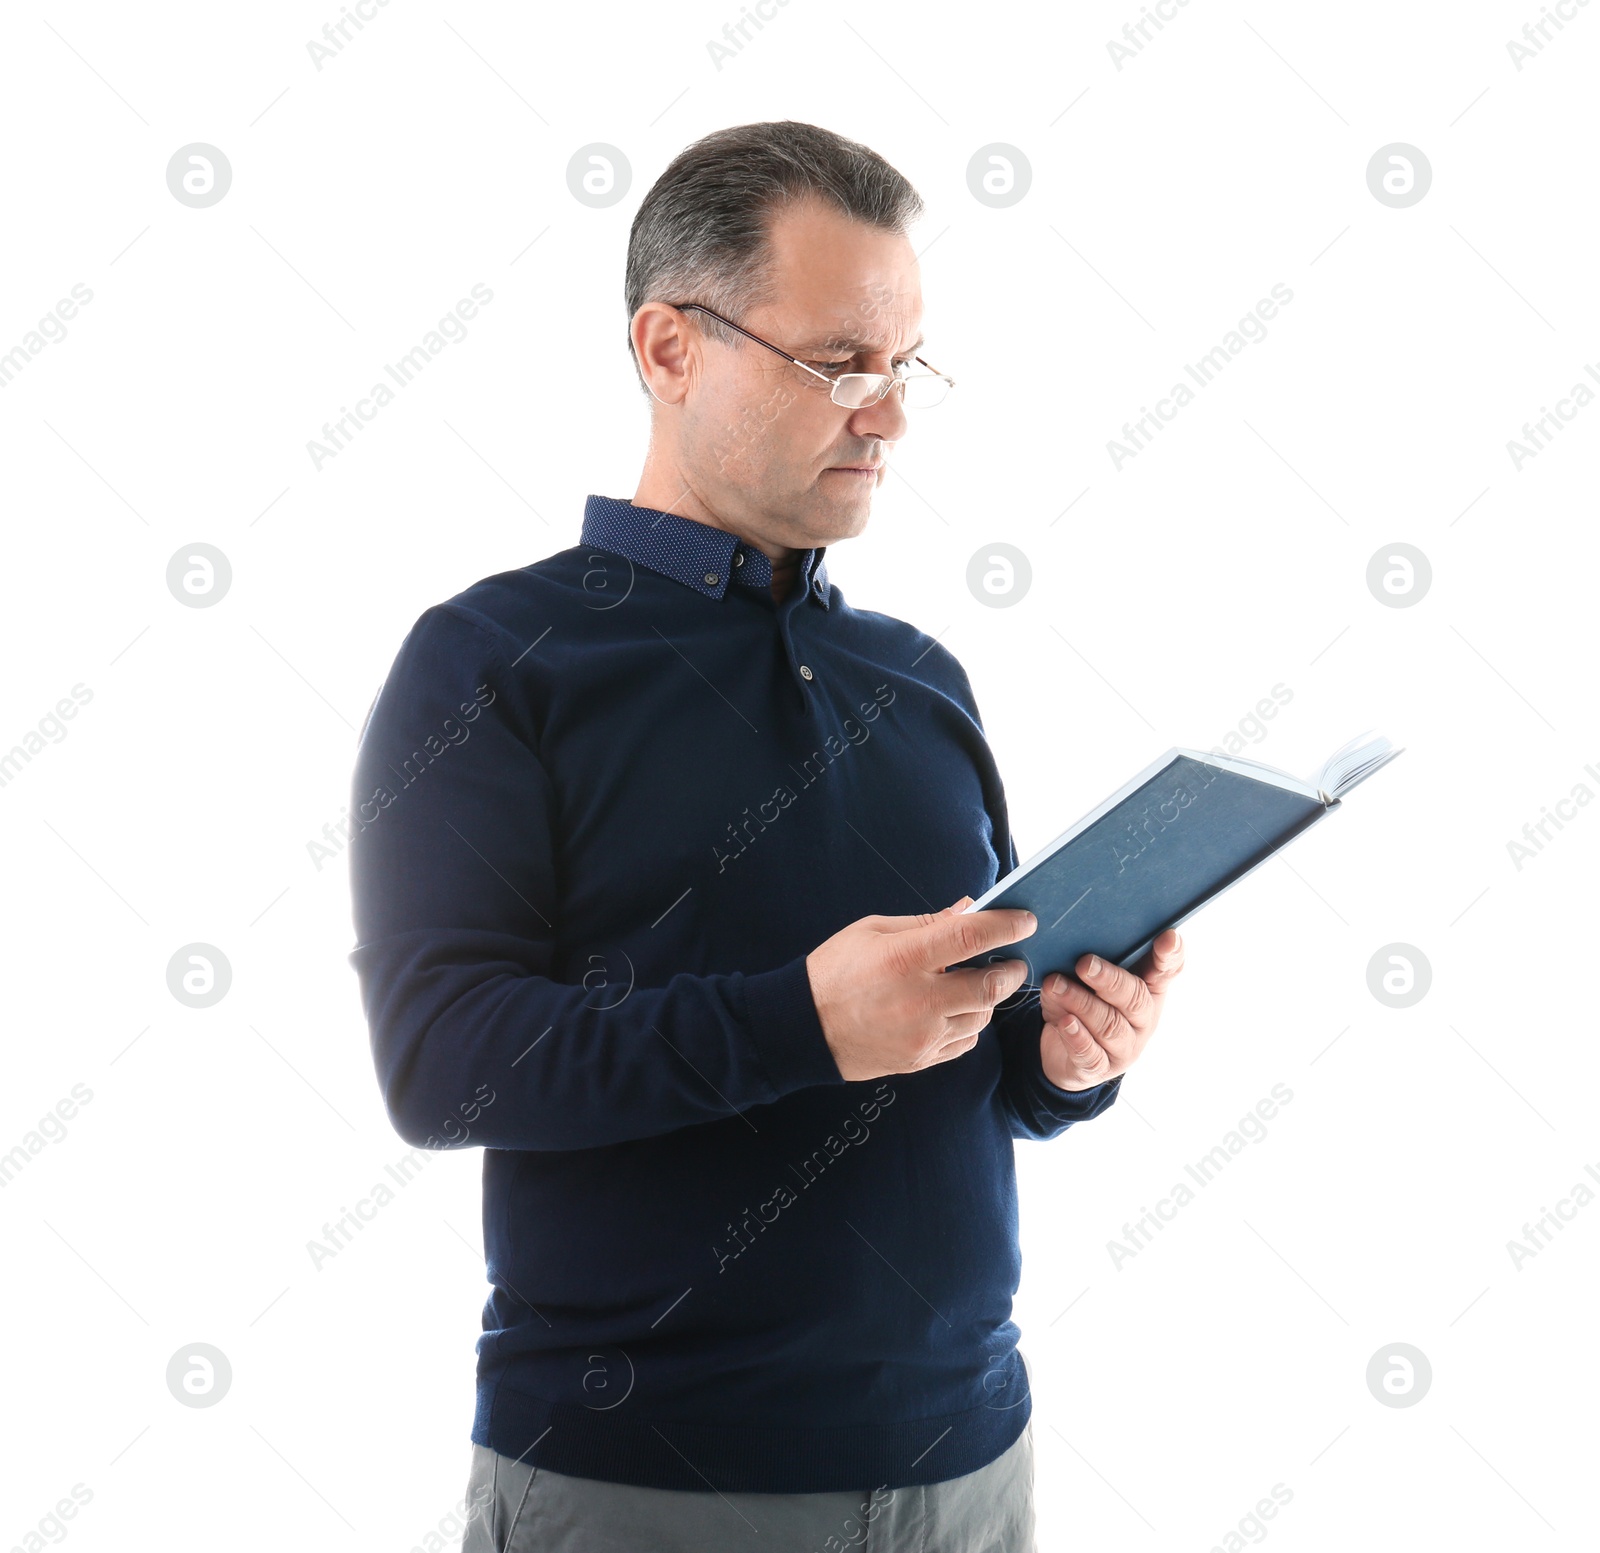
[663,301,954,410]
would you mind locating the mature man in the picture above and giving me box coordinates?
[348,120,1183,1553]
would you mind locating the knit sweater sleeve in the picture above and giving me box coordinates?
[345,604,845,1153]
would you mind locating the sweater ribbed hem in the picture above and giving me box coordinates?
[472,1362,1031,1493]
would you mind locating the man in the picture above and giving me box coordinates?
[348,120,1184,1553]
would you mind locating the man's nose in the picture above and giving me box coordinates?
[848,385,908,441]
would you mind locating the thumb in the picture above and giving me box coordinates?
[873,895,976,935]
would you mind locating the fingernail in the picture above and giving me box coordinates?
[1049,974,1068,994]
[1063,1016,1080,1033]
[1085,955,1101,977]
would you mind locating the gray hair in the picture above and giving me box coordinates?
[623,120,924,395]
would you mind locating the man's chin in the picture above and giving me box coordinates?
[813,485,874,532]
[818,470,879,511]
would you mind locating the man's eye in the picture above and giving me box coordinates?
[808,360,914,376]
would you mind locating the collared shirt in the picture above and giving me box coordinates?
[581,492,832,609]
[346,495,1122,1497]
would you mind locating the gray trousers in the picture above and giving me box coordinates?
[458,1419,1035,1553]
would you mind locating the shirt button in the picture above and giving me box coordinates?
[814,577,825,595]
[705,572,719,586]
[732,551,745,567]
[799,664,814,681]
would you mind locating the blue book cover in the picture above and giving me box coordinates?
[954,732,1403,986]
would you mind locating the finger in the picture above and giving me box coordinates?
[929,958,1030,1019]
[1070,951,1153,1024]
[1039,972,1102,1029]
[922,1033,980,1069]
[1042,978,1126,1050]
[1137,929,1185,991]
[898,1010,986,1073]
[865,894,978,939]
[946,981,1031,1040]
[899,902,1037,975]
[1043,1014,1114,1086]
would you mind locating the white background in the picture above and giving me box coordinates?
[2,1,1596,1548]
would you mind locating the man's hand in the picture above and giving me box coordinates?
[807,900,1037,1082]
[1037,929,1185,1092]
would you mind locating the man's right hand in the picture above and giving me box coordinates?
[805,896,1038,1082]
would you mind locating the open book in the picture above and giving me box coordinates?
[953,732,1403,986]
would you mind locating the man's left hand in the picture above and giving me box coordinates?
[1037,929,1185,1092]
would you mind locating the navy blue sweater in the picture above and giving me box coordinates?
[346,495,1122,1494]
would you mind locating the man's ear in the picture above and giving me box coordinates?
[632,302,694,406]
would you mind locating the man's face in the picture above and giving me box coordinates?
[669,198,924,550]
